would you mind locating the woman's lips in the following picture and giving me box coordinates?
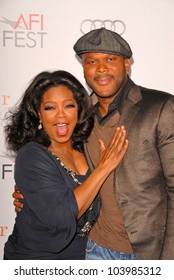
[55,123,69,136]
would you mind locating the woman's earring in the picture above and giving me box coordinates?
[38,121,42,130]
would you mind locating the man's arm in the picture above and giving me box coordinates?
[157,96,174,259]
[13,185,24,212]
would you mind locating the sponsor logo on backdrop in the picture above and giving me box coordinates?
[0,226,8,237]
[0,94,10,105]
[0,13,47,48]
[80,19,126,35]
[0,153,15,180]
[0,93,15,180]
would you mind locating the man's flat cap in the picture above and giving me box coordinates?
[73,27,132,58]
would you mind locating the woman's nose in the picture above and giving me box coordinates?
[56,108,65,117]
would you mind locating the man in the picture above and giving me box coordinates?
[73,27,174,260]
[14,27,174,259]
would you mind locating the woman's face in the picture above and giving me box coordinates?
[38,85,78,148]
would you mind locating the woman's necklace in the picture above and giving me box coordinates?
[51,152,81,185]
[51,151,94,237]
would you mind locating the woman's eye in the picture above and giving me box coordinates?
[65,104,75,108]
[44,106,54,111]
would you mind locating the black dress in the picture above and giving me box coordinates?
[4,142,98,259]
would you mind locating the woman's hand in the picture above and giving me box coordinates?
[98,125,128,173]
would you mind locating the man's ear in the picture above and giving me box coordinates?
[124,58,131,73]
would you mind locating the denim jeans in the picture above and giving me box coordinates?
[85,239,137,260]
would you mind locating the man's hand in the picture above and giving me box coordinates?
[12,185,24,212]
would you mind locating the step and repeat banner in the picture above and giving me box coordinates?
[0,0,174,260]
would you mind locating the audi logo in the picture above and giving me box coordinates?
[80,19,126,35]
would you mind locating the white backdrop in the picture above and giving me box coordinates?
[0,0,174,260]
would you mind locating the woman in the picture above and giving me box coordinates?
[4,70,128,259]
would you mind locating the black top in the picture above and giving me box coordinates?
[4,142,97,259]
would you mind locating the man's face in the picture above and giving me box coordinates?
[82,52,130,102]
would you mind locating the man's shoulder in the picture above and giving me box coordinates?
[139,85,173,100]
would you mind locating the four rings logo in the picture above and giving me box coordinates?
[80,19,126,35]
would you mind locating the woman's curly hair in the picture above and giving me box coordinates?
[4,70,94,153]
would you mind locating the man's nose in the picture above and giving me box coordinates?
[96,61,108,73]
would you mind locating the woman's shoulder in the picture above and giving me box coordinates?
[18,141,45,152]
[16,142,62,174]
[17,141,50,161]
